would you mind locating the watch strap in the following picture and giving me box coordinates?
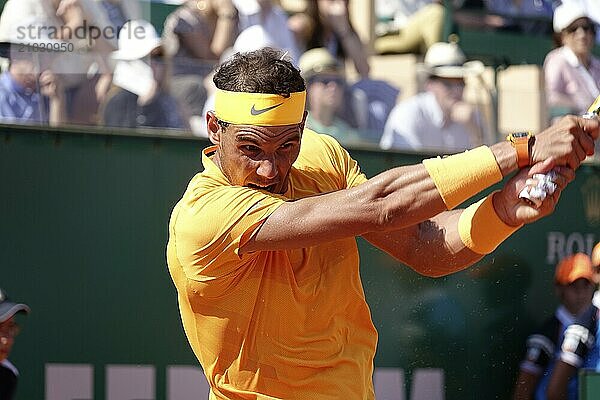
[506,132,533,168]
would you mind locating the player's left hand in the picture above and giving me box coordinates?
[492,157,575,226]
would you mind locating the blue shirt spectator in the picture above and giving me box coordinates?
[0,71,45,124]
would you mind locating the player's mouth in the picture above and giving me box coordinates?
[247,183,278,193]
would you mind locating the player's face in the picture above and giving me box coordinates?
[559,278,596,316]
[0,317,18,361]
[210,116,306,195]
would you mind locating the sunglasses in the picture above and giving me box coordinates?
[565,23,596,34]
[309,75,344,86]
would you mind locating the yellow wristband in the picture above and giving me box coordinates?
[423,146,503,210]
[458,191,522,255]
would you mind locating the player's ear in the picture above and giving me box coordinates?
[206,111,221,145]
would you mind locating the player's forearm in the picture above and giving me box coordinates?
[489,140,519,176]
[363,210,484,277]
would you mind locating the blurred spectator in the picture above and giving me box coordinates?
[0,0,119,125]
[299,47,363,145]
[0,29,66,126]
[68,0,143,108]
[101,20,186,130]
[544,3,600,119]
[162,0,238,130]
[282,0,314,52]
[374,0,446,54]
[297,0,370,78]
[0,288,30,400]
[232,0,300,64]
[380,42,486,152]
[454,0,555,35]
[512,253,596,400]
[545,256,600,400]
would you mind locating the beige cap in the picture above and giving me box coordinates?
[421,42,484,79]
[299,48,342,80]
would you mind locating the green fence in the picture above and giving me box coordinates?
[1,125,598,399]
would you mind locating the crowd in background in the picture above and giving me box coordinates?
[0,0,598,157]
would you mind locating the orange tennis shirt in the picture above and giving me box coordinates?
[167,129,378,399]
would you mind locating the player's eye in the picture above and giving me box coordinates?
[242,145,260,152]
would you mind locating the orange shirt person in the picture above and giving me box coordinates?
[166,48,598,399]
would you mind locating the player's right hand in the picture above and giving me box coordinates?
[493,158,575,226]
[531,115,598,170]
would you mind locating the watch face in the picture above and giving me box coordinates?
[513,132,529,138]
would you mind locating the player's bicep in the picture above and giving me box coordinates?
[240,187,380,254]
[363,210,482,276]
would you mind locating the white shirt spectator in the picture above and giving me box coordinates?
[380,91,474,152]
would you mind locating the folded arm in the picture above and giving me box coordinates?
[241,116,595,267]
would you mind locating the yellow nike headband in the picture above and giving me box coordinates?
[214,89,306,126]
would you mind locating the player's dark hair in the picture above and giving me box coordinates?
[213,47,306,97]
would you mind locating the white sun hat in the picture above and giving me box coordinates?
[420,42,484,79]
[112,20,161,61]
[553,3,589,33]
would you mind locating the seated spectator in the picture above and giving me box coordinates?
[380,41,486,152]
[299,47,364,145]
[0,31,66,126]
[512,253,596,400]
[0,288,30,400]
[232,0,300,64]
[162,0,238,130]
[300,0,370,79]
[102,20,186,130]
[374,0,446,55]
[544,3,600,119]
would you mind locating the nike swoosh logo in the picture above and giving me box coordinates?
[250,103,284,115]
